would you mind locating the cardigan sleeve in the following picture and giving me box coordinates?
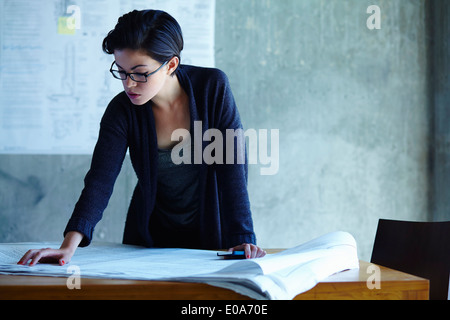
[211,70,257,247]
[63,94,129,247]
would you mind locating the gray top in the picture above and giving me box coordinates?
[150,147,201,247]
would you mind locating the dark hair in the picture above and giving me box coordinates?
[102,10,184,75]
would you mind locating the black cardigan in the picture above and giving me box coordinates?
[64,65,256,249]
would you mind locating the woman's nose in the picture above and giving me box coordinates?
[124,76,136,88]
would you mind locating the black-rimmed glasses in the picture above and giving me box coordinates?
[109,61,168,83]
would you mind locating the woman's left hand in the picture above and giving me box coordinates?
[228,243,266,259]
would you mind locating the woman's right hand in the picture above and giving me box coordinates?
[17,231,83,267]
[17,247,73,266]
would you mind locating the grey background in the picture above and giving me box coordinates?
[1,0,449,261]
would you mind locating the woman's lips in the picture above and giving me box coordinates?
[127,92,141,100]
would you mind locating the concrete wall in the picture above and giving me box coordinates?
[0,0,444,261]
[215,0,431,260]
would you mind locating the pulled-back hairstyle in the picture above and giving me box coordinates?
[102,10,184,75]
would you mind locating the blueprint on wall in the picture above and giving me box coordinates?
[0,0,215,154]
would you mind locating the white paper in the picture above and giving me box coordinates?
[0,0,215,154]
[0,231,359,300]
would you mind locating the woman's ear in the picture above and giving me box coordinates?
[167,56,180,76]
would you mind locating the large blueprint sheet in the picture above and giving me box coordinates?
[0,231,359,300]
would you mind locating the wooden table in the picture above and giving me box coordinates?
[295,260,428,300]
[0,260,428,300]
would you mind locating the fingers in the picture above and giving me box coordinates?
[230,243,267,259]
[244,243,266,259]
[17,248,64,266]
[17,249,35,265]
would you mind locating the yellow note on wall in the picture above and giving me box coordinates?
[57,17,76,35]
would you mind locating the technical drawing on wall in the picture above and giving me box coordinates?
[0,0,215,154]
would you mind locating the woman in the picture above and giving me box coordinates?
[18,9,265,266]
